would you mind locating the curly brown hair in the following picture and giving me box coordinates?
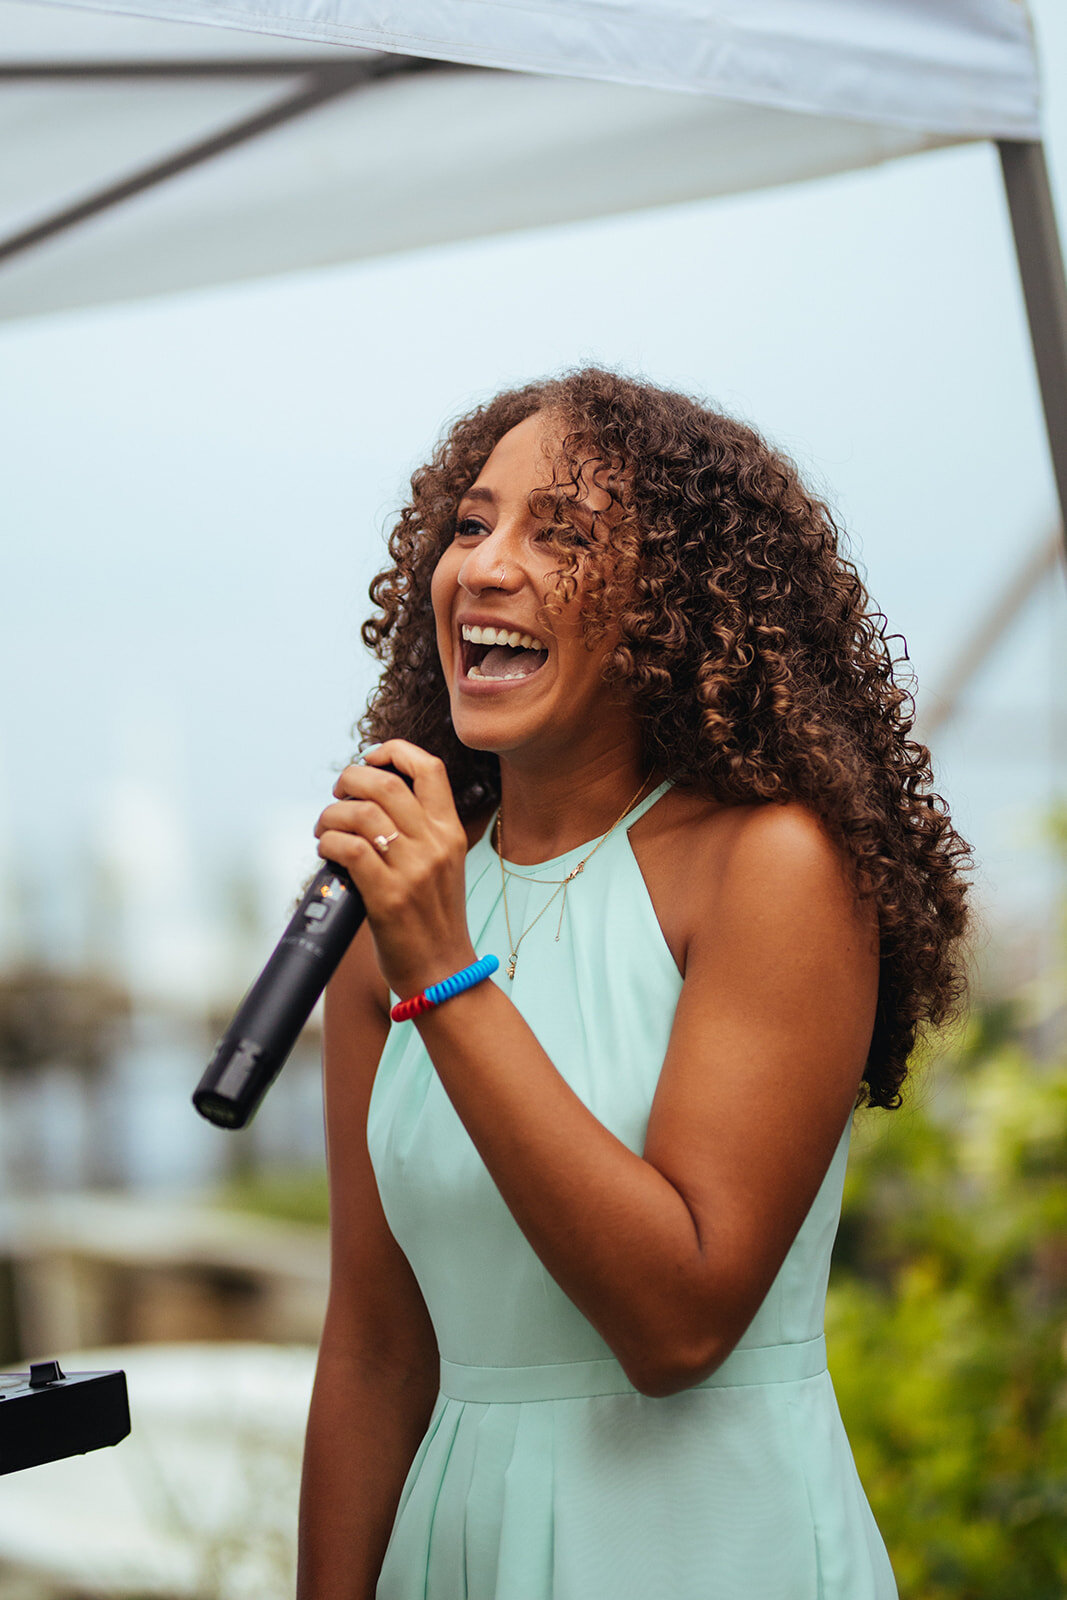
[357,366,972,1109]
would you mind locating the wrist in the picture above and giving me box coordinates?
[390,948,491,1021]
[390,944,478,1002]
[409,966,501,1034]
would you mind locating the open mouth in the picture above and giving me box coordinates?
[460,633,550,683]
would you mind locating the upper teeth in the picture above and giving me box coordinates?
[461,624,546,651]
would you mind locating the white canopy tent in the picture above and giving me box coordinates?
[2,0,1066,544]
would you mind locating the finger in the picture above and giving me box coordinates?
[316,827,392,881]
[314,798,399,845]
[333,759,424,834]
[358,740,458,826]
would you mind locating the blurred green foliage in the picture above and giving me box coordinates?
[830,1008,1067,1600]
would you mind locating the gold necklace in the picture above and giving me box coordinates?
[494,773,657,981]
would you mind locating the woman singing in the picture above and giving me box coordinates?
[297,367,971,1599]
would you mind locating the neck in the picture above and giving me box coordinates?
[494,750,661,865]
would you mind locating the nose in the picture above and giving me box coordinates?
[457,525,520,598]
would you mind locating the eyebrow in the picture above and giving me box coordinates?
[458,486,495,504]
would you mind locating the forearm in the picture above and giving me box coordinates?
[412,979,714,1391]
[297,1344,437,1600]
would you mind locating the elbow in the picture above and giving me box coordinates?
[620,1330,734,1401]
[626,1367,694,1401]
[613,1256,754,1398]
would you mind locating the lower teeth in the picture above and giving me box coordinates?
[468,664,533,681]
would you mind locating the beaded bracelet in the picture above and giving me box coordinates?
[390,954,500,1023]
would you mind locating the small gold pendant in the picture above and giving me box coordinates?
[506,954,518,980]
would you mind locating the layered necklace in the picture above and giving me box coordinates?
[494,773,657,980]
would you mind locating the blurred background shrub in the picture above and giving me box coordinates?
[830,991,1067,1599]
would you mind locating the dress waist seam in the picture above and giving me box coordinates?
[439,1333,827,1402]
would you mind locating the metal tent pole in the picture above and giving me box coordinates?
[998,139,1067,561]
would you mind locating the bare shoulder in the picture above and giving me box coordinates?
[629,789,876,979]
[680,797,876,952]
[714,798,865,888]
[664,801,881,1041]
[649,786,848,867]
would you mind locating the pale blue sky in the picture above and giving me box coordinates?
[2,0,1066,992]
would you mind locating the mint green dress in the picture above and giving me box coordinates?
[367,781,897,1599]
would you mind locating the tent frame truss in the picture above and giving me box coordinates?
[0,53,452,265]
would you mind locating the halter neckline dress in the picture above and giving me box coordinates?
[367,780,897,1599]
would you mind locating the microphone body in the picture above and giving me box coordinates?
[193,864,366,1128]
[193,765,410,1129]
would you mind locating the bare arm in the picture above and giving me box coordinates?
[406,801,879,1397]
[297,917,439,1600]
[317,745,880,1401]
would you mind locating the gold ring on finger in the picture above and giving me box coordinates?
[373,830,401,856]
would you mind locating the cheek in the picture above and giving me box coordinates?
[430,557,453,628]
[429,577,448,666]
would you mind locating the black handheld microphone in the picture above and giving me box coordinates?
[193,765,412,1130]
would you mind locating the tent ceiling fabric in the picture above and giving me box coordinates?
[22,0,1041,137]
[0,0,1040,321]
[0,46,954,319]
